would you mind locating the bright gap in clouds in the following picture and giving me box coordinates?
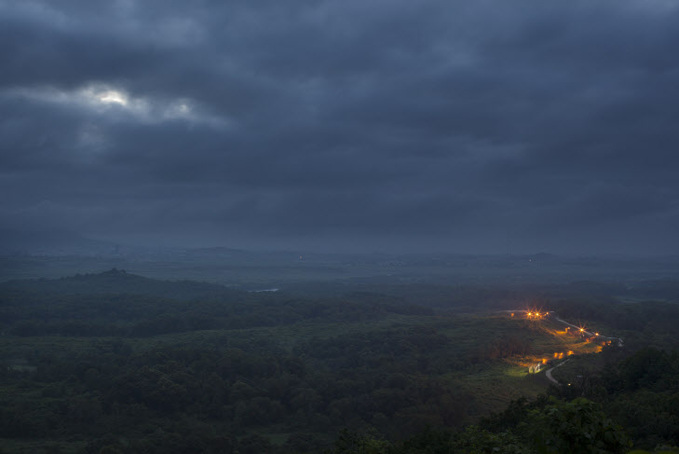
[97,90,128,106]
[82,86,135,110]
[9,83,227,128]
[81,85,210,123]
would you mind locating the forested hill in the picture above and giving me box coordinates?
[0,268,237,300]
[0,270,432,339]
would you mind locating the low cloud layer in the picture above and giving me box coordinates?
[2,0,678,254]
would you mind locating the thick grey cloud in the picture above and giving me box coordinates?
[1,0,679,254]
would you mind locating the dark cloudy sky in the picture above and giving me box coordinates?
[2,0,679,254]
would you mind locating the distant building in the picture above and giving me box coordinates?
[529,363,542,374]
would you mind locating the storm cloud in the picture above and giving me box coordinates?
[2,0,678,254]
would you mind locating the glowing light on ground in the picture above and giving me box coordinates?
[525,308,548,320]
[504,308,622,379]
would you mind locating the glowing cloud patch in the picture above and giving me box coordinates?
[97,90,128,106]
[9,83,227,128]
[81,86,138,111]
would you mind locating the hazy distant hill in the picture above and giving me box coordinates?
[1,268,238,300]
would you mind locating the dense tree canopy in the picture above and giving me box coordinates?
[2,271,679,453]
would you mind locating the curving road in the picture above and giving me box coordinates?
[545,359,569,386]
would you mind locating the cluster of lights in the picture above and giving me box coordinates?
[526,309,549,320]
[552,350,575,360]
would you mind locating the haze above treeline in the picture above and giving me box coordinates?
[2,227,679,288]
[3,227,679,259]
